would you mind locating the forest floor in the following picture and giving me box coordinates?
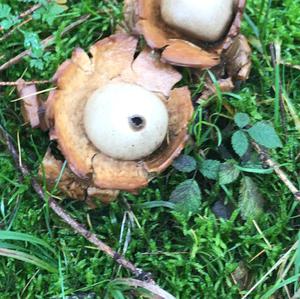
[0,0,300,298]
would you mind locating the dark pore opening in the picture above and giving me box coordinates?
[129,115,146,131]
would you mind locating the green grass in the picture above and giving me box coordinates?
[0,0,300,298]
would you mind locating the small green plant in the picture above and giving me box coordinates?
[0,1,66,70]
[0,4,20,30]
[232,112,283,157]
[165,112,282,219]
[169,179,202,216]
[0,0,299,297]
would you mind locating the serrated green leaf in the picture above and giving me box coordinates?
[248,121,283,149]
[30,58,45,70]
[234,113,250,128]
[33,2,65,25]
[46,3,65,25]
[239,176,264,220]
[0,18,15,30]
[173,155,197,173]
[219,161,240,185]
[23,31,43,58]
[199,159,220,180]
[169,179,201,215]
[231,130,249,157]
[0,4,11,19]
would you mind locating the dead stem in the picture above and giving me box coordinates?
[112,278,176,299]
[253,141,300,201]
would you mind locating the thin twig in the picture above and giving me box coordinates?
[19,3,43,19]
[0,124,153,283]
[0,1,51,31]
[0,14,90,72]
[0,18,33,42]
[112,279,176,299]
[0,80,52,86]
[252,220,272,249]
[0,3,43,32]
[280,62,300,71]
[253,142,300,200]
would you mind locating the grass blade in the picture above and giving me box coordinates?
[0,230,56,254]
[0,248,57,272]
[261,274,300,299]
[134,201,176,209]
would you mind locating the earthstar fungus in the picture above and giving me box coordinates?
[20,1,252,205]
[40,34,193,203]
[124,0,250,72]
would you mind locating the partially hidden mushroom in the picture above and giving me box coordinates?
[124,0,252,86]
[38,33,193,204]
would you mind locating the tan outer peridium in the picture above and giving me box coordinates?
[124,0,247,68]
[17,79,42,129]
[224,34,252,81]
[45,33,193,194]
[198,33,252,101]
[40,149,119,204]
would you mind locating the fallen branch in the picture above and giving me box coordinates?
[253,142,300,201]
[0,124,154,282]
[0,14,90,72]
